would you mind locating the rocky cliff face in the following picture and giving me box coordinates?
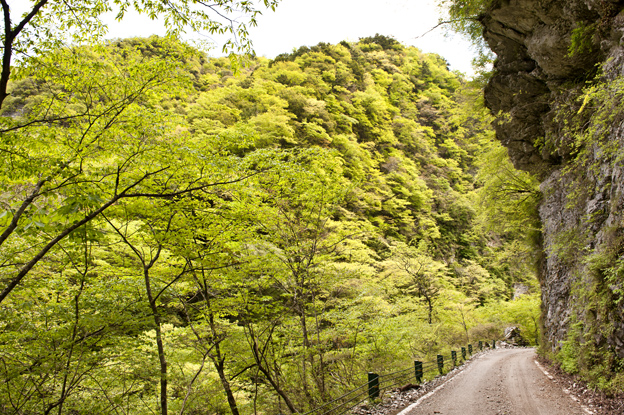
[481,0,624,369]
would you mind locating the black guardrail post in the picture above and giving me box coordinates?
[461,347,466,361]
[479,340,483,351]
[493,340,496,349]
[414,360,423,383]
[368,372,380,400]
[451,350,457,366]
[437,355,444,375]
[468,344,473,355]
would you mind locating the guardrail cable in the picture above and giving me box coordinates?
[304,340,498,414]
[302,380,370,415]
[379,366,413,378]
[379,371,412,387]
[337,393,371,415]
[313,388,370,415]
[380,377,412,395]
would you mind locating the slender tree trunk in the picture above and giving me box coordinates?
[256,364,298,414]
[207,305,239,415]
[459,308,470,343]
[213,356,239,415]
[145,268,167,415]
[247,326,298,414]
[350,319,362,380]
[425,295,433,325]
[187,272,240,415]
[105,213,175,415]
[312,291,328,402]
[44,283,82,415]
[45,236,90,415]
[300,310,308,387]
[56,280,85,415]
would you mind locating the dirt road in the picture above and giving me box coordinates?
[398,348,589,415]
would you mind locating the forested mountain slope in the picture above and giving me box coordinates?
[0,35,538,414]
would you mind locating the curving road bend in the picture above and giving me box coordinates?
[398,348,589,415]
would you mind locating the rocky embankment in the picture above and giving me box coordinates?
[480,0,624,369]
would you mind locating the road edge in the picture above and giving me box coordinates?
[395,352,488,415]
[533,359,594,415]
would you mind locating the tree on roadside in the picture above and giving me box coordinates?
[384,241,445,324]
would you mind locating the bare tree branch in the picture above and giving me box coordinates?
[414,18,480,39]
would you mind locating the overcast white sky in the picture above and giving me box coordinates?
[247,0,477,75]
[11,0,477,76]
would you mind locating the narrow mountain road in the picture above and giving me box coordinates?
[398,348,589,415]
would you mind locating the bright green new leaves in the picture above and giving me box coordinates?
[436,0,495,75]
[1,39,195,303]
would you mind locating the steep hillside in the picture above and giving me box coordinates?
[0,35,539,413]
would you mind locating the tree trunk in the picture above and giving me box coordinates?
[207,307,239,415]
[312,292,328,402]
[248,326,298,414]
[213,356,239,415]
[145,268,168,415]
[256,364,298,414]
[300,311,313,404]
[425,295,433,325]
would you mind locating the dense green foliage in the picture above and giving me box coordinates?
[0,32,540,414]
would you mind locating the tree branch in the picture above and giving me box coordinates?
[0,0,49,108]
[414,18,480,39]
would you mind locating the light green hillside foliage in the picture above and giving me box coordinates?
[0,35,539,414]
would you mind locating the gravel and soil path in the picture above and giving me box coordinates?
[396,348,588,415]
[353,347,624,415]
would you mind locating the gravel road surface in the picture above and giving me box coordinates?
[397,348,589,415]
